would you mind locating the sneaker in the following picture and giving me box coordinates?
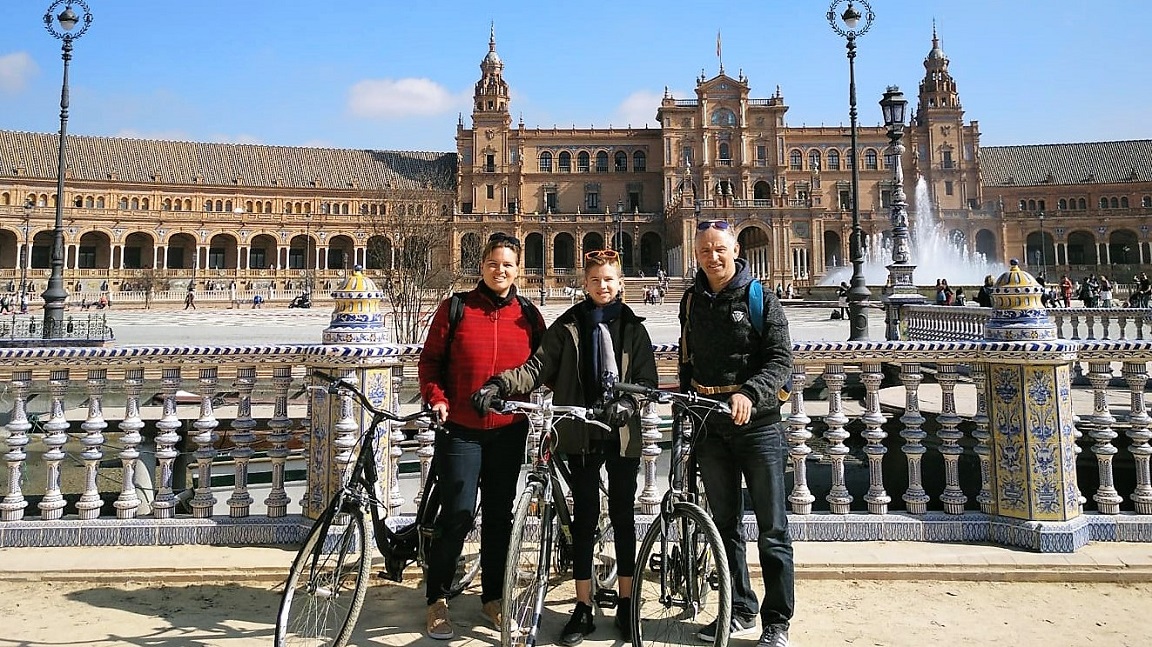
[696,615,757,642]
[614,598,632,638]
[480,599,503,630]
[757,624,790,647]
[426,598,454,640]
[559,601,596,646]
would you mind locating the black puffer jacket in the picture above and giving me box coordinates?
[678,258,793,427]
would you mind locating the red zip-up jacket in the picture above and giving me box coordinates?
[418,285,545,430]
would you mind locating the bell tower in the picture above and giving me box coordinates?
[457,24,516,215]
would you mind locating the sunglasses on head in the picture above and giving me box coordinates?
[696,220,731,231]
[488,232,521,247]
[584,249,620,261]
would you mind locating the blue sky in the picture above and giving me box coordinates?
[1,1,1146,153]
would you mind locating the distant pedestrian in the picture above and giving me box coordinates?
[836,281,849,319]
[229,281,240,309]
[1060,275,1073,308]
[184,289,196,310]
[1099,276,1113,308]
[976,274,995,307]
[252,293,264,309]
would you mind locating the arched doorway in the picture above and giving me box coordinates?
[974,229,998,262]
[639,232,663,275]
[737,225,771,279]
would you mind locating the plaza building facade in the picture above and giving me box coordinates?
[1,28,1150,298]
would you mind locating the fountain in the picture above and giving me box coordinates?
[821,176,1003,286]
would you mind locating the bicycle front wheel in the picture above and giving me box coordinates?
[502,480,552,646]
[593,491,618,590]
[276,507,371,647]
[632,501,731,647]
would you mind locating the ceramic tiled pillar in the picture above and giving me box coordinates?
[981,260,1087,551]
[303,267,390,520]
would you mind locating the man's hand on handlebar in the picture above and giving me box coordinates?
[727,392,753,426]
[470,379,504,416]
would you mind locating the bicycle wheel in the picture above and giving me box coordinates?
[276,507,371,647]
[502,480,552,646]
[632,501,731,647]
[417,479,481,597]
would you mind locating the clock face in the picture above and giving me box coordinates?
[719,83,728,89]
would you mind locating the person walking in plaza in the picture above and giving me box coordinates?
[417,232,546,640]
[679,219,795,647]
[1099,275,1113,308]
[1060,274,1074,308]
[976,274,995,307]
[473,248,657,644]
[183,288,196,310]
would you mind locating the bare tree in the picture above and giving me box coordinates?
[361,162,462,344]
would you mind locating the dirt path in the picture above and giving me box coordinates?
[0,577,1144,646]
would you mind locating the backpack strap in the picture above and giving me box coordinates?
[444,291,469,350]
[679,289,693,367]
[748,279,764,336]
[514,294,545,351]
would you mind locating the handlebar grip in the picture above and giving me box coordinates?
[488,398,506,413]
[612,382,652,396]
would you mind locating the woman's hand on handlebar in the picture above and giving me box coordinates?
[431,402,448,424]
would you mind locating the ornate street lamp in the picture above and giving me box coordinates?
[1037,210,1047,273]
[879,85,922,340]
[42,0,93,339]
[614,200,625,259]
[828,0,874,341]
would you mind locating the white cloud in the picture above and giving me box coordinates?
[0,52,37,94]
[210,133,264,145]
[347,78,461,119]
[615,90,664,128]
[114,128,194,142]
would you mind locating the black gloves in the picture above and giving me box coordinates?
[470,379,504,416]
[603,395,638,428]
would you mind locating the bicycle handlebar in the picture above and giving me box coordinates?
[312,371,440,425]
[611,382,733,415]
[489,398,612,431]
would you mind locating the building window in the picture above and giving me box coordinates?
[633,151,646,172]
[77,246,96,269]
[1058,198,1068,210]
[828,149,841,170]
[1143,195,1152,208]
[1121,196,1129,208]
[881,189,892,208]
[864,149,878,170]
[208,248,226,269]
[847,149,856,170]
[789,149,802,171]
[945,181,954,196]
[486,185,495,199]
[484,154,495,173]
[808,150,821,171]
[578,151,590,172]
[1078,198,1087,209]
[756,145,768,165]
[718,143,731,166]
[461,202,473,214]
[1100,197,1109,209]
[586,190,599,211]
[884,152,895,170]
[558,151,571,173]
[942,150,954,169]
[710,108,736,126]
[614,151,628,172]
[539,151,553,172]
[545,191,557,211]
[596,151,609,173]
[839,190,852,210]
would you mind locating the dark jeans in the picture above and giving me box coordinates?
[696,421,794,628]
[425,419,528,605]
[566,449,640,580]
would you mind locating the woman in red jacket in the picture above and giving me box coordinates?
[417,232,546,640]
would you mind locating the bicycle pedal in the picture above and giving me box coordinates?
[593,589,618,608]
[648,553,664,572]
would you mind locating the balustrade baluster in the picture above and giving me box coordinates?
[1086,361,1122,514]
[388,367,406,514]
[152,367,183,519]
[1123,361,1152,514]
[822,363,852,514]
[189,367,220,518]
[1137,315,1146,341]
[1052,312,1067,339]
[969,362,994,513]
[264,365,293,517]
[1117,313,1128,340]
[415,416,435,504]
[786,365,815,514]
[638,398,663,515]
[1085,313,1097,340]
[38,369,71,520]
[936,363,968,514]
[1,370,33,521]
[899,362,929,514]
[115,368,145,519]
[226,366,256,518]
[1070,313,1081,340]
[861,362,889,514]
[76,368,108,520]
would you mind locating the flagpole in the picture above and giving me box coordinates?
[716,29,723,74]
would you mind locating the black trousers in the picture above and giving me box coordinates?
[566,448,640,581]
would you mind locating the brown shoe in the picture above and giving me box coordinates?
[426,598,454,640]
[481,599,503,630]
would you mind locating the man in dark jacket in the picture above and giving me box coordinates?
[680,220,794,647]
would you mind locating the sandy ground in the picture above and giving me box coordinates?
[0,576,1146,647]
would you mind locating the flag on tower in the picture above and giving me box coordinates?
[717,30,722,58]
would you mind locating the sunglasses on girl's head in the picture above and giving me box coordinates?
[696,219,731,231]
[488,232,521,247]
[584,249,620,261]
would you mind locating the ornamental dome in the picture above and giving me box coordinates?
[984,259,1056,341]
[323,265,388,345]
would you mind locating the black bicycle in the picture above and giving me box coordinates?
[492,397,620,647]
[611,382,733,647]
[275,372,478,647]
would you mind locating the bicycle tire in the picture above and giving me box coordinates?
[502,480,552,646]
[631,501,731,647]
[276,507,371,647]
[417,479,481,597]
